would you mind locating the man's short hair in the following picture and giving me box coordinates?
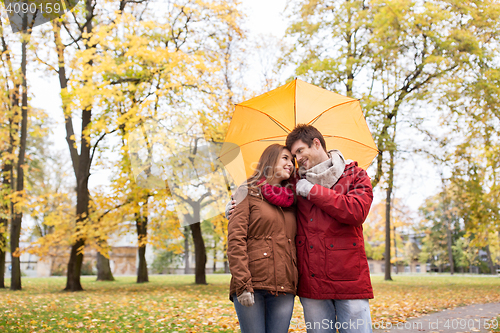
[286,124,327,152]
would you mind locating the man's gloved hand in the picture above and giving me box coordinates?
[237,291,254,307]
[225,197,236,219]
[296,179,314,197]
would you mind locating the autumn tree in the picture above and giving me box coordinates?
[24,115,75,276]
[449,151,499,274]
[0,74,13,289]
[0,8,39,289]
[0,17,18,288]
[364,200,416,265]
[44,0,245,286]
[34,0,241,289]
[451,237,480,273]
[0,22,70,285]
[33,0,113,290]
[439,20,500,273]
[209,214,230,273]
[418,188,464,273]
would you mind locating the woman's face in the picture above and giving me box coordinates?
[273,149,294,182]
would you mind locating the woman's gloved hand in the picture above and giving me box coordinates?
[237,291,255,307]
[225,197,236,219]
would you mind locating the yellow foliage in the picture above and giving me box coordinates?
[25,0,246,259]
[364,199,417,261]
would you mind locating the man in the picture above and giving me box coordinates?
[286,124,373,333]
[226,124,374,333]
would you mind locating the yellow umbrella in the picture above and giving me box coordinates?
[219,79,378,186]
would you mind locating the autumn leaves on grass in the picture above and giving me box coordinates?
[1,275,500,332]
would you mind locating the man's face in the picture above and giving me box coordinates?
[290,139,324,170]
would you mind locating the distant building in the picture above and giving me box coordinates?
[4,230,141,277]
[368,259,424,274]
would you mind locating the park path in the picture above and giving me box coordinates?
[373,303,500,333]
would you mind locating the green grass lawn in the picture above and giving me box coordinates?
[493,317,500,333]
[1,274,500,332]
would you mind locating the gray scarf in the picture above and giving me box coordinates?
[298,150,349,188]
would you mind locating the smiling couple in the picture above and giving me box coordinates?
[226,124,374,333]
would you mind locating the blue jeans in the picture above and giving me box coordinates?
[233,290,295,333]
[300,297,372,333]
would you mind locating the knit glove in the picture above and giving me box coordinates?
[296,179,314,197]
[237,291,254,307]
[224,197,236,219]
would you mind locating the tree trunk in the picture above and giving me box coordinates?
[224,256,229,274]
[96,252,114,281]
[190,222,207,284]
[53,20,79,178]
[0,162,11,288]
[65,239,84,291]
[1,97,16,290]
[64,105,91,292]
[57,0,94,292]
[1,89,17,290]
[137,246,148,283]
[484,244,496,275]
[384,149,394,281]
[213,241,217,273]
[184,226,190,274]
[185,203,207,284]
[64,116,91,292]
[10,15,30,290]
[0,250,4,289]
[136,212,148,283]
[9,212,22,290]
[0,229,5,288]
[393,226,398,274]
[440,187,455,275]
[446,222,454,275]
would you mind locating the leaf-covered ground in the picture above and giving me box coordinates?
[1,274,500,332]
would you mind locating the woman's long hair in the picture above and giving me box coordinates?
[244,144,295,192]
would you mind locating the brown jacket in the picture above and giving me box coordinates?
[227,186,298,301]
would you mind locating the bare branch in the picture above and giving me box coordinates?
[89,129,119,167]
[33,48,58,73]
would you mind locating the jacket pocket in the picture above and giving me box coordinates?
[325,237,360,281]
[248,247,272,282]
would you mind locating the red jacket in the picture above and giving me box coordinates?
[294,161,374,300]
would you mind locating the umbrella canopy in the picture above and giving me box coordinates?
[219,79,378,186]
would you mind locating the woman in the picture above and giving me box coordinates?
[227,144,298,333]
